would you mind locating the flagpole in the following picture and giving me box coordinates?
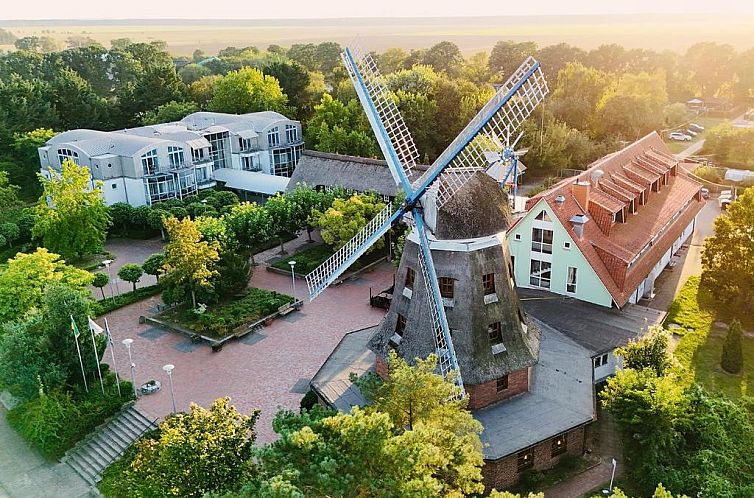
[104,317,121,397]
[89,319,105,396]
[72,315,88,394]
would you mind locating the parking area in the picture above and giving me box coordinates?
[101,260,393,443]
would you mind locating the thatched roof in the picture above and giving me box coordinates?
[434,172,512,239]
[287,150,400,197]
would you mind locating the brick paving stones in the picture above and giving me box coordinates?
[101,256,393,444]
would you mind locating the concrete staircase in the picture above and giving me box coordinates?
[62,403,157,485]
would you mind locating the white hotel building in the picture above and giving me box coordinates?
[38,111,304,206]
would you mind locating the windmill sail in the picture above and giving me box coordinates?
[341,46,418,191]
[413,56,548,208]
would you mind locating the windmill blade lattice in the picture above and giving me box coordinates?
[341,46,419,189]
[413,56,548,207]
[306,202,400,300]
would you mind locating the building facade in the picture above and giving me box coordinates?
[507,132,705,309]
[38,111,303,207]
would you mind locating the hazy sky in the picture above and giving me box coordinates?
[4,0,754,20]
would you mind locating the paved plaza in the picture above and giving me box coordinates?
[101,257,393,443]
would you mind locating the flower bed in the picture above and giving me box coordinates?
[159,288,292,339]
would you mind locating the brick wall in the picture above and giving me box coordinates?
[375,355,388,380]
[465,368,529,410]
[482,426,587,491]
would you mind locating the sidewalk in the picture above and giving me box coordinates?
[0,407,92,498]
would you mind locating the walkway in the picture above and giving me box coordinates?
[100,232,392,444]
[0,406,91,498]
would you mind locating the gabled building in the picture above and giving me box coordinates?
[38,111,303,207]
[508,132,705,308]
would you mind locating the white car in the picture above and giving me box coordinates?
[669,132,692,141]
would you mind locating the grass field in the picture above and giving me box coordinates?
[2,14,754,56]
[667,276,754,398]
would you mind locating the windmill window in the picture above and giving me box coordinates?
[517,449,533,472]
[405,267,415,289]
[551,434,567,457]
[496,375,509,392]
[439,277,454,298]
[488,322,503,346]
[395,314,406,337]
[482,273,496,295]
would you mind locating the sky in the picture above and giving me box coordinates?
[3,0,754,20]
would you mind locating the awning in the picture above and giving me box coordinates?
[185,137,211,150]
[235,129,259,139]
[212,168,289,195]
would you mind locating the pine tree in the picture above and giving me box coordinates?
[721,319,744,374]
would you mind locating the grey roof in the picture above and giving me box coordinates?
[475,318,595,460]
[310,326,376,411]
[181,111,289,131]
[287,150,401,197]
[518,288,666,355]
[64,134,166,157]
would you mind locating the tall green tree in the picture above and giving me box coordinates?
[33,160,111,260]
[264,194,299,254]
[422,41,464,77]
[141,100,199,125]
[208,67,288,114]
[721,320,744,374]
[489,40,538,77]
[225,202,274,264]
[8,128,56,199]
[118,263,144,292]
[315,193,386,253]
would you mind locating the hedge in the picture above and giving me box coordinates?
[92,284,162,316]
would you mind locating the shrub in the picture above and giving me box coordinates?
[92,284,162,316]
[142,253,165,281]
[118,263,143,291]
[721,320,744,374]
[92,272,109,299]
[300,390,319,411]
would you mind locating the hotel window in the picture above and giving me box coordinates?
[482,273,495,295]
[496,374,509,392]
[488,322,503,346]
[242,155,260,171]
[395,313,406,337]
[439,277,454,298]
[534,210,551,222]
[405,267,415,289]
[57,148,79,165]
[529,260,551,289]
[594,353,609,368]
[566,267,577,294]
[531,227,553,254]
[551,434,567,457]
[239,137,252,151]
[141,149,159,175]
[517,449,533,472]
[191,147,205,162]
[205,131,229,170]
[267,127,280,147]
[168,146,184,167]
[285,124,299,143]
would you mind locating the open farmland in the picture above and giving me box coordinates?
[2,13,754,56]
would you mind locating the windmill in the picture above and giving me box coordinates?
[305,46,548,396]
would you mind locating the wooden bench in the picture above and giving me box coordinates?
[278,303,295,316]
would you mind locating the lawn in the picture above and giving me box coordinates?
[271,243,334,275]
[667,276,754,398]
[159,288,292,339]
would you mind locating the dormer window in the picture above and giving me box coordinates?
[141,149,159,175]
[57,148,79,165]
[267,127,280,147]
[285,124,298,143]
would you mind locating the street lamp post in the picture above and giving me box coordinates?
[122,338,138,398]
[103,259,116,301]
[163,364,177,413]
[288,260,296,302]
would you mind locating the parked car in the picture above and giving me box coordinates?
[689,123,705,132]
[685,129,698,137]
[669,132,692,141]
[701,187,710,199]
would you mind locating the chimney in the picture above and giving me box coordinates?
[555,194,566,208]
[591,169,605,186]
[569,214,589,239]
[572,180,590,211]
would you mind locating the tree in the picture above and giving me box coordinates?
[0,248,93,323]
[422,41,464,77]
[9,128,56,200]
[118,263,143,292]
[315,193,386,253]
[663,102,689,127]
[616,325,672,376]
[377,48,407,74]
[99,398,259,498]
[141,100,199,125]
[701,188,754,308]
[162,216,220,308]
[285,184,331,242]
[550,63,611,131]
[208,67,288,114]
[489,40,538,77]
[535,42,586,77]
[142,253,165,282]
[684,42,736,97]
[0,170,21,215]
[33,160,111,260]
[178,63,211,85]
[226,202,274,264]
[263,61,311,117]
[92,272,109,299]
[264,194,299,255]
[189,75,221,107]
[14,36,59,53]
[721,320,743,374]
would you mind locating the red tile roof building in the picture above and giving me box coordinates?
[509,132,704,308]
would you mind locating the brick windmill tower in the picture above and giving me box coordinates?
[304,45,549,408]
